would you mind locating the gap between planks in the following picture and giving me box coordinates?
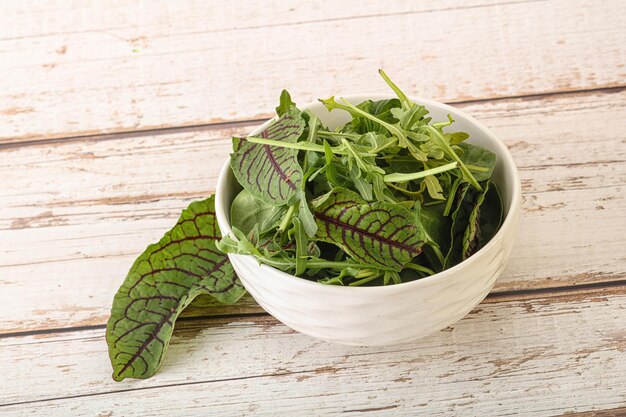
[2,279,624,340]
[0,366,310,409]
[1,85,624,150]
[558,406,626,417]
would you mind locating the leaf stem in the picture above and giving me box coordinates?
[443,177,462,217]
[245,136,330,152]
[278,204,296,232]
[466,164,489,172]
[371,136,399,153]
[428,244,446,267]
[349,273,382,286]
[317,130,360,140]
[340,98,404,137]
[387,182,424,198]
[404,263,435,275]
[259,256,394,273]
[342,139,370,173]
[431,114,454,129]
[423,126,482,191]
[306,115,319,143]
[383,162,458,183]
[245,136,364,158]
[378,69,412,108]
[308,260,384,270]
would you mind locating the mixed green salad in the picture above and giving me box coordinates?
[106,70,503,381]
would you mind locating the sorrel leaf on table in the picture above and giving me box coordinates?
[230,107,305,206]
[311,188,426,271]
[106,196,245,381]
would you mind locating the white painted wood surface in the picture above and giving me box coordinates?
[1,290,625,415]
[0,0,625,142]
[1,0,625,415]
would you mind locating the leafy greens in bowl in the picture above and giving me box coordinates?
[217,70,503,285]
[106,70,520,382]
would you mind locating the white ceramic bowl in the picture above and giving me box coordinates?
[215,95,521,346]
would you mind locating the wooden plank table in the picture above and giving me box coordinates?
[1,1,625,415]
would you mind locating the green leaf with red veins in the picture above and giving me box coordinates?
[106,196,245,381]
[230,107,305,206]
[311,188,426,271]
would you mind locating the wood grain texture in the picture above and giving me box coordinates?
[1,288,625,415]
[1,89,625,334]
[2,1,626,415]
[0,0,502,40]
[559,407,626,417]
[1,0,625,143]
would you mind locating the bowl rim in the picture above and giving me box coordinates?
[215,94,522,292]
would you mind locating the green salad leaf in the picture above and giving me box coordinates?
[312,188,426,271]
[457,142,497,182]
[445,180,494,267]
[415,202,450,270]
[463,181,490,259]
[275,89,296,116]
[106,196,245,381]
[479,181,504,247]
[230,107,305,206]
[230,188,285,238]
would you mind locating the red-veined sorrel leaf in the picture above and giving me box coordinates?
[312,188,426,270]
[231,107,305,205]
[106,196,245,381]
